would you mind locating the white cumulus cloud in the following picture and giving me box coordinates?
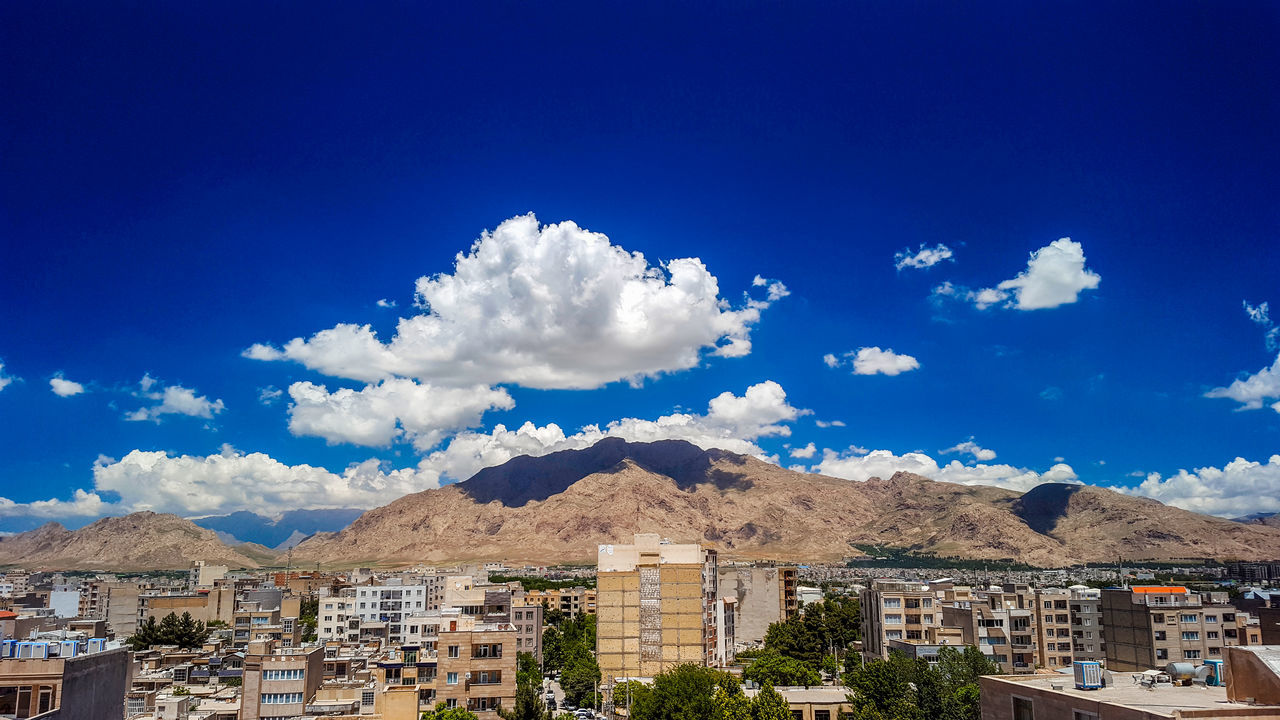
[287,378,514,451]
[126,380,226,422]
[1243,300,1278,351]
[826,347,920,376]
[49,375,86,397]
[376,298,397,308]
[246,214,780,390]
[1205,353,1280,413]
[813,446,1078,492]
[895,243,954,270]
[933,238,1100,311]
[941,439,997,462]
[6,381,808,518]
[1126,455,1280,518]
[789,442,817,459]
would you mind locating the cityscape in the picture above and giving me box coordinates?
[2,2,1279,720]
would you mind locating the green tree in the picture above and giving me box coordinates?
[613,680,649,709]
[714,685,751,720]
[743,650,821,688]
[560,650,601,708]
[420,703,480,720]
[629,664,741,720]
[498,683,551,720]
[762,596,859,669]
[298,595,319,642]
[125,612,209,650]
[542,626,564,674]
[749,683,791,720]
[841,646,1000,720]
[841,653,923,720]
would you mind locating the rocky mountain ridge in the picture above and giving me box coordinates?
[4,439,1278,569]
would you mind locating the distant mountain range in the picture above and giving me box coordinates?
[1233,511,1280,529]
[189,508,365,550]
[4,439,1279,570]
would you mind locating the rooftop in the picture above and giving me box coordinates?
[985,673,1280,718]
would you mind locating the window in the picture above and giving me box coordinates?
[1073,711,1099,720]
[884,614,902,624]
[1182,632,1199,641]
[1207,631,1219,639]
[1156,649,1168,660]
[921,598,933,608]
[1180,614,1198,623]
[1153,613,1164,623]
[815,712,831,720]
[1209,647,1221,655]
[883,598,901,608]
[447,645,459,658]
[885,630,903,640]
[1012,696,1034,720]
[446,672,459,685]
[261,693,304,704]
[1184,650,1201,659]
[1154,631,1166,641]
[263,669,304,680]
[361,691,375,707]
[1044,601,1053,609]
[1205,615,1218,623]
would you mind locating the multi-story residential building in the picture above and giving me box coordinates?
[717,566,798,647]
[596,534,719,684]
[1032,588,1074,670]
[943,598,1033,674]
[1102,586,1245,671]
[190,561,229,588]
[860,579,940,662]
[372,618,517,717]
[517,587,597,618]
[511,603,543,662]
[355,585,429,645]
[319,593,358,643]
[1068,585,1105,663]
[239,645,324,720]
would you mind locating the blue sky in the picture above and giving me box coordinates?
[1,1,1277,531]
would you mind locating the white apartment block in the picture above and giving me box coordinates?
[318,594,358,643]
[355,585,428,645]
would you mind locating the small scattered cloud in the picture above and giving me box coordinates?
[376,298,398,308]
[932,238,1100,312]
[814,419,846,428]
[1040,386,1063,401]
[1205,301,1280,414]
[1243,300,1278,351]
[894,243,954,271]
[941,439,997,462]
[827,347,920,376]
[49,374,86,397]
[789,442,817,459]
[126,379,226,423]
[0,362,18,392]
[258,386,283,405]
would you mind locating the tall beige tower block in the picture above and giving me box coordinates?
[596,534,718,682]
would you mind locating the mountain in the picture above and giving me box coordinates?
[0,512,265,570]
[190,508,364,547]
[291,438,1280,567]
[1233,512,1280,529]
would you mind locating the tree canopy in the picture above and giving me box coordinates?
[126,612,211,650]
[841,646,1000,720]
[742,650,821,688]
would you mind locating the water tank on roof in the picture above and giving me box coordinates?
[1165,662,1196,683]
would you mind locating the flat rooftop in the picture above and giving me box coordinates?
[986,674,1279,718]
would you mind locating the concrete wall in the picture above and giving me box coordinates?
[57,648,130,720]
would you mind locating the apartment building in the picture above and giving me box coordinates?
[1067,585,1105,663]
[190,561,229,588]
[860,579,940,662]
[1031,588,1074,670]
[517,586,597,618]
[943,599,1034,674]
[319,593,358,643]
[354,584,429,645]
[596,534,719,682]
[372,619,517,717]
[717,566,798,646]
[239,646,324,720]
[1102,586,1243,671]
[511,603,543,662]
